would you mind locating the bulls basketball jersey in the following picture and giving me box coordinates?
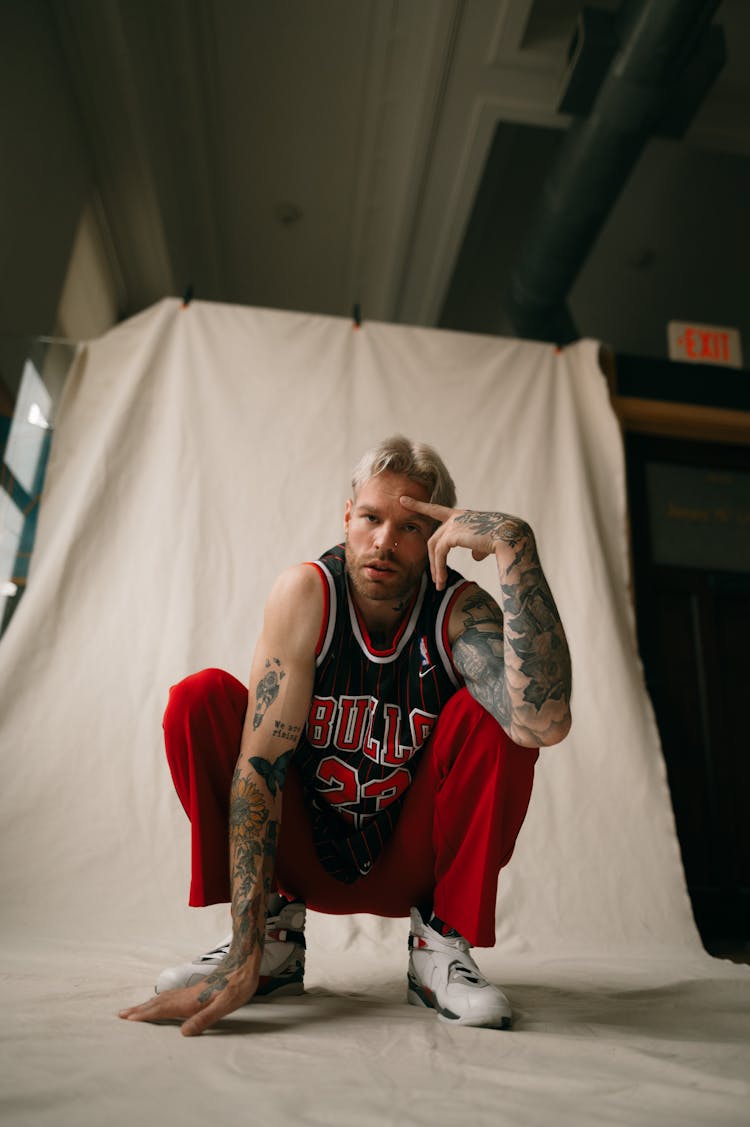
[294,543,470,883]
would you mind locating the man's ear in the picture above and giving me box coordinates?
[344,497,353,534]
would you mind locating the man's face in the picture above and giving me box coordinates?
[344,471,434,606]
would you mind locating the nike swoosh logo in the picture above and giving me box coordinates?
[419,665,435,679]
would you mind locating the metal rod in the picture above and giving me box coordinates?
[507,0,723,343]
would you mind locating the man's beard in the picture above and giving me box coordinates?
[344,541,422,605]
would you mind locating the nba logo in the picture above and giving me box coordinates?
[419,636,430,669]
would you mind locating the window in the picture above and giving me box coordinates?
[1,344,74,639]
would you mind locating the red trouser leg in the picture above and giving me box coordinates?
[163,669,247,906]
[163,669,538,946]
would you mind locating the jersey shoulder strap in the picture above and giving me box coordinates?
[304,545,345,663]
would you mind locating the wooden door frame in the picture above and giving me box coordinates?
[604,347,749,941]
[599,346,750,446]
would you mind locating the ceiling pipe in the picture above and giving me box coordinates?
[506,0,723,344]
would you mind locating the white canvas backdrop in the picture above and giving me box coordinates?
[1,298,747,1127]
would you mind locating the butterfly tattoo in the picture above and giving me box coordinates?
[248,748,295,797]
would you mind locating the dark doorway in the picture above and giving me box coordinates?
[626,433,750,951]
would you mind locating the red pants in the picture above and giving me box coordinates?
[164,669,538,947]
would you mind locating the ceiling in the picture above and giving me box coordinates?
[50,0,750,360]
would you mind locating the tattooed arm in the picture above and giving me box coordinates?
[186,569,318,1032]
[400,496,571,747]
[119,565,321,1036]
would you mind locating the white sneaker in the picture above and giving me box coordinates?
[155,899,306,999]
[406,907,512,1029]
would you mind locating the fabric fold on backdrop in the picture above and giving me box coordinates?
[1,298,747,1127]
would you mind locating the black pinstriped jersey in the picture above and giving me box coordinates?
[294,543,470,883]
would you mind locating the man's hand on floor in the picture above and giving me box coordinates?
[118,960,260,1036]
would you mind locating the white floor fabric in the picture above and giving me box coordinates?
[1,299,748,1125]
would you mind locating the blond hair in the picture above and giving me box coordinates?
[351,435,456,508]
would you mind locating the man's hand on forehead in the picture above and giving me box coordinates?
[400,494,534,591]
[399,496,453,523]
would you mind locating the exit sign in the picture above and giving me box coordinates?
[668,321,742,368]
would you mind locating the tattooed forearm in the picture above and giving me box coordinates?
[453,545,571,746]
[197,765,281,1004]
[197,834,276,1004]
[252,658,286,730]
[499,554,571,716]
[197,888,265,1003]
[228,775,268,930]
[508,630,570,710]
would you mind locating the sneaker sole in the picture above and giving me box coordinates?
[407,984,511,1030]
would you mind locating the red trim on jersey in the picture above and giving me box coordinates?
[350,582,419,657]
[442,580,472,681]
[304,562,330,657]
